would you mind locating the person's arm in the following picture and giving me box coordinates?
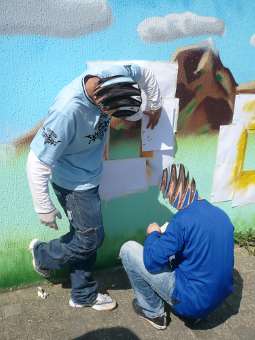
[143,217,184,273]
[28,109,75,228]
[138,67,162,129]
[27,150,61,230]
[123,64,162,129]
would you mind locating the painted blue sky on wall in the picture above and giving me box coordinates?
[1,0,255,142]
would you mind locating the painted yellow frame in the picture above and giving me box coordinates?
[231,122,255,190]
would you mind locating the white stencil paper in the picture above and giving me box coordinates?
[211,124,245,202]
[141,98,178,152]
[100,158,148,200]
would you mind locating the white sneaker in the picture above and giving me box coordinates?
[69,299,85,308]
[92,293,117,311]
[28,239,50,278]
[69,293,117,311]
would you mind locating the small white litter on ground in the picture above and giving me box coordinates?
[37,287,49,299]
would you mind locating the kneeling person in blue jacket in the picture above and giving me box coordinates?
[120,163,234,330]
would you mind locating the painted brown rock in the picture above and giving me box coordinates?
[172,42,238,134]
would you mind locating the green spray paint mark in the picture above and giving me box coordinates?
[177,99,197,130]
[197,123,211,135]
[194,84,203,92]
[216,73,223,83]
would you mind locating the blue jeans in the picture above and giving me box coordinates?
[34,183,104,305]
[120,241,175,319]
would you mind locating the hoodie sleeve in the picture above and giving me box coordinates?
[143,218,185,273]
[122,64,162,111]
[26,149,56,214]
[137,66,162,110]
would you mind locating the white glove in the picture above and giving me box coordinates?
[38,209,62,230]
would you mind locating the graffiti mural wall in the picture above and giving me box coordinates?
[1,0,255,288]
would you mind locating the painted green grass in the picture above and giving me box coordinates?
[0,185,171,289]
[2,226,254,290]
[0,242,43,290]
[177,99,197,130]
[1,134,255,289]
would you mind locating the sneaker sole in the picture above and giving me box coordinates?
[69,301,86,308]
[91,300,117,311]
[139,315,167,330]
[69,299,117,311]
[28,240,50,278]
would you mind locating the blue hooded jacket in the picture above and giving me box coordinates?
[143,199,234,318]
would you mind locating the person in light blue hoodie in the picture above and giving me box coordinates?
[27,64,162,311]
[120,163,234,330]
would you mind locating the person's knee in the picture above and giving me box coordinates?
[119,240,142,262]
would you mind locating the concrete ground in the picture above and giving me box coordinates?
[0,246,255,340]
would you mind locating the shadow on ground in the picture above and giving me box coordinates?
[188,269,243,330]
[95,266,243,331]
[74,327,140,340]
[56,264,244,332]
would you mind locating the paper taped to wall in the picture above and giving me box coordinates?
[212,92,255,207]
[147,149,175,186]
[99,158,148,200]
[211,124,244,202]
[141,98,178,152]
[232,182,255,207]
[233,94,255,125]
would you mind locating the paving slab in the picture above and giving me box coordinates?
[0,247,254,340]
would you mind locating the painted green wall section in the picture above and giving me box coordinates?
[0,143,171,289]
[1,134,254,289]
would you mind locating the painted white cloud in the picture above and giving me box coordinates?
[0,0,112,37]
[137,12,225,43]
[250,34,255,47]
